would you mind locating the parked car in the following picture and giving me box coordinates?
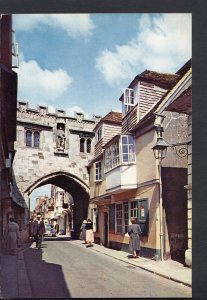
[44,224,56,237]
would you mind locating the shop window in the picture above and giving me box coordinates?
[130,200,138,219]
[115,200,140,234]
[94,161,102,181]
[124,202,129,233]
[116,203,123,233]
[80,138,85,152]
[87,139,91,153]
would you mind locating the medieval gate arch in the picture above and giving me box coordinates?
[12,101,101,238]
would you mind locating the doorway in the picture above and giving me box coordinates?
[162,167,188,264]
[104,212,108,247]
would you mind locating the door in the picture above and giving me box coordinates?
[104,212,108,247]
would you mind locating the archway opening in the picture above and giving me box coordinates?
[27,172,90,239]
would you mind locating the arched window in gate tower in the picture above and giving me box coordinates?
[80,138,85,152]
[26,130,32,147]
[87,138,91,153]
[34,131,40,148]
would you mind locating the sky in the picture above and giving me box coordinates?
[13,13,192,209]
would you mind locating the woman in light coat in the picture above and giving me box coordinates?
[80,219,87,243]
[4,217,20,255]
[128,217,142,258]
[85,219,94,247]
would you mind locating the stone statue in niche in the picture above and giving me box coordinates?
[56,125,65,150]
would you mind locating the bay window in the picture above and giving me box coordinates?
[104,135,135,172]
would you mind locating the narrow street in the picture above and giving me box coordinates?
[22,238,191,298]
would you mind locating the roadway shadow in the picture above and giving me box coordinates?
[23,247,71,298]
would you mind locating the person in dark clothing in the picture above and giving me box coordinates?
[85,219,94,247]
[128,217,142,258]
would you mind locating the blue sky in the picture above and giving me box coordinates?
[13,13,191,209]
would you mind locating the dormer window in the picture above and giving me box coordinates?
[123,88,135,116]
[95,126,102,143]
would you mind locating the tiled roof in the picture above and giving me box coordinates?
[136,70,179,89]
[101,111,122,124]
[94,111,122,131]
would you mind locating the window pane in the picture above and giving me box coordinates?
[34,131,40,148]
[87,139,91,153]
[122,136,127,145]
[26,130,32,147]
[116,203,123,233]
[128,135,134,144]
[122,145,128,154]
[123,154,128,162]
[80,138,85,152]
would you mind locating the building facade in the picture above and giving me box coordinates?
[0,14,19,248]
[12,101,101,240]
[89,63,190,263]
[154,60,192,266]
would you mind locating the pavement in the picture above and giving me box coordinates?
[0,236,192,298]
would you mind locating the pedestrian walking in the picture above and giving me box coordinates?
[29,218,35,241]
[32,215,45,248]
[39,217,46,243]
[80,219,87,243]
[85,218,94,247]
[128,217,142,258]
[55,223,59,234]
[3,217,20,255]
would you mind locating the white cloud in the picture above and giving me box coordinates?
[66,106,90,119]
[16,59,72,107]
[96,13,192,86]
[13,14,95,38]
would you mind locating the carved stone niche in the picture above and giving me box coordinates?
[18,101,28,112]
[56,123,66,151]
[38,105,48,116]
[75,112,84,122]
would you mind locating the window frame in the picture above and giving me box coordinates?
[95,126,103,143]
[123,88,135,116]
[80,137,85,153]
[115,200,139,234]
[94,161,102,182]
[86,138,92,153]
[25,128,41,148]
[104,135,135,173]
[121,135,136,164]
[104,139,120,172]
[25,130,32,147]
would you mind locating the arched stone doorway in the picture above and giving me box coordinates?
[24,172,90,240]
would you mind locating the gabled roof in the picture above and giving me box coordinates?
[119,70,179,101]
[130,59,192,133]
[93,111,122,132]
